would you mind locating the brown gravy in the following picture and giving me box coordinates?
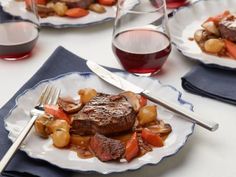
[69,122,171,160]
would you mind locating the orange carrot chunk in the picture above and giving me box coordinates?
[125,132,139,162]
[141,128,164,147]
[98,0,116,6]
[205,10,230,24]
[44,105,71,124]
[224,40,236,59]
[65,8,89,18]
[25,0,47,7]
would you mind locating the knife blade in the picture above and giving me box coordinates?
[86,60,219,131]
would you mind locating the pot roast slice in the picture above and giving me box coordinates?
[219,15,236,42]
[90,133,125,161]
[71,93,137,135]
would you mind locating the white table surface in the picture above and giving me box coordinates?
[0,16,236,177]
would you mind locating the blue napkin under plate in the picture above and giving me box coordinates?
[0,46,120,177]
[0,6,121,177]
[0,5,17,23]
[181,64,236,105]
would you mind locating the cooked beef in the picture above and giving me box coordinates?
[57,0,94,9]
[71,93,137,135]
[90,133,125,161]
[219,15,236,42]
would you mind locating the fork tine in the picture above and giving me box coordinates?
[51,88,60,105]
[46,86,55,105]
[41,85,53,106]
[47,87,60,105]
[37,85,50,106]
[40,85,61,106]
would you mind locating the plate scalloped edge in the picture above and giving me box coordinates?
[4,72,195,174]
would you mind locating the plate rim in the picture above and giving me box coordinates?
[4,71,195,174]
[170,0,236,70]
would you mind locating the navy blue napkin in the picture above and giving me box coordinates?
[181,64,236,105]
[0,6,120,177]
[0,46,120,177]
[0,5,15,23]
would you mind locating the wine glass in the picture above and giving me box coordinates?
[112,0,171,76]
[0,0,40,60]
[166,0,189,9]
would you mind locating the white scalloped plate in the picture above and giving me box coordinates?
[0,0,116,28]
[4,72,194,174]
[169,0,236,69]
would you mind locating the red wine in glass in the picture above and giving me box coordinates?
[112,28,171,75]
[0,21,39,60]
[166,0,189,9]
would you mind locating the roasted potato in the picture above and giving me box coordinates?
[51,129,70,148]
[204,39,225,53]
[34,114,53,138]
[202,21,220,36]
[89,3,106,13]
[47,119,70,133]
[138,105,157,126]
[194,29,204,42]
[78,88,97,104]
[53,2,68,16]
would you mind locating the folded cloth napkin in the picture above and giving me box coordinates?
[0,46,120,177]
[0,5,14,23]
[181,64,236,105]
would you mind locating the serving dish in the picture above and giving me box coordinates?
[4,72,194,174]
[0,0,116,28]
[169,0,236,69]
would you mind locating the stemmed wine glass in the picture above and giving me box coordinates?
[112,0,171,76]
[0,0,40,60]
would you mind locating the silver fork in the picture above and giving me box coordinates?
[0,85,60,174]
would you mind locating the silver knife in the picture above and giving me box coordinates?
[86,60,219,131]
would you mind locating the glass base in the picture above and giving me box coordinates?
[130,69,161,77]
[0,53,31,61]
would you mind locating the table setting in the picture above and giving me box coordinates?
[0,0,236,177]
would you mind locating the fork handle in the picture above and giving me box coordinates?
[0,115,38,174]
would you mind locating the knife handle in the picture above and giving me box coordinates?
[142,90,219,131]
